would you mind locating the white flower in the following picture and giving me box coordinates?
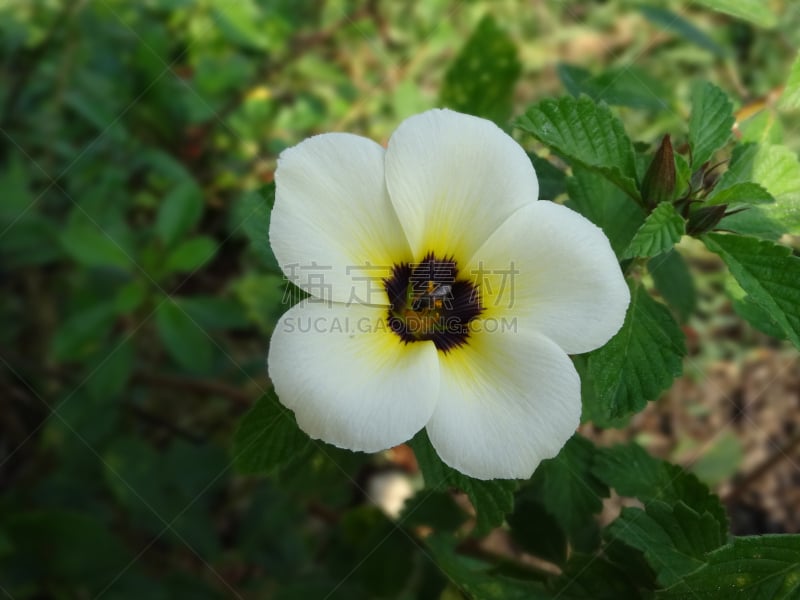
[268,109,629,480]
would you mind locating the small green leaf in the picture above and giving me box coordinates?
[703,182,774,207]
[85,336,135,400]
[587,283,686,420]
[557,64,671,111]
[606,501,726,587]
[692,0,777,28]
[659,535,800,599]
[650,249,696,322]
[780,51,800,110]
[440,15,520,125]
[155,180,204,247]
[163,235,217,274]
[688,81,735,168]
[622,202,685,259]
[232,392,310,474]
[176,295,250,330]
[566,166,645,257]
[593,443,728,536]
[154,300,213,373]
[522,435,608,550]
[516,95,640,200]
[715,143,800,237]
[409,431,516,536]
[703,233,800,350]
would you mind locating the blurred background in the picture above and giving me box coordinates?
[1,0,799,597]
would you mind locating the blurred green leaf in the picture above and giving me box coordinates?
[606,501,726,587]
[688,431,743,487]
[650,249,696,322]
[212,0,269,50]
[703,233,800,350]
[155,180,204,248]
[233,392,310,474]
[659,535,800,598]
[400,490,468,533]
[409,430,516,536]
[155,300,214,373]
[688,81,734,168]
[693,0,777,28]
[593,442,728,536]
[566,166,645,257]
[587,283,686,421]
[557,64,670,111]
[517,95,640,200]
[622,202,685,259]
[550,553,642,599]
[230,184,278,271]
[163,235,218,274]
[440,15,520,125]
[60,217,134,271]
[639,6,726,57]
[780,51,800,110]
[232,272,289,333]
[176,295,250,330]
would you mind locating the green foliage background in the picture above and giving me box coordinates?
[2,1,800,598]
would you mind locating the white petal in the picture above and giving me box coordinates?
[268,300,439,452]
[384,109,539,262]
[466,201,629,355]
[271,133,411,305]
[426,329,580,480]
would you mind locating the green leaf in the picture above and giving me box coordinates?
[176,295,250,330]
[703,182,774,207]
[440,15,520,125]
[163,235,217,274]
[229,183,278,271]
[399,490,468,533]
[714,143,800,237]
[60,219,134,271]
[557,63,671,111]
[606,501,726,587]
[725,275,787,340]
[622,202,685,259]
[780,51,800,110]
[155,180,204,247]
[593,443,728,536]
[703,233,800,350]
[232,392,310,474]
[522,435,608,550]
[426,534,552,599]
[688,81,734,168]
[659,535,800,599]
[516,95,640,200]
[587,283,686,420]
[409,431,516,536]
[650,249,696,322]
[638,6,726,57]
[692,0,777,28]
[154,300,213,373]
[566,166,645,257]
